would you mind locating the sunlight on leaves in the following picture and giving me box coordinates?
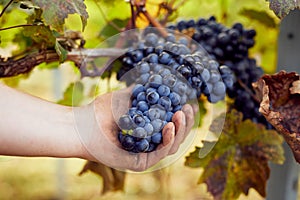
[185,109,284,200]
[31,0,89,31]
[57,81,84,106]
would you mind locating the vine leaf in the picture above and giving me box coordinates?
[99,18,129,39]
[253,70,300,163]
[31,0,89,31]
[79,161,126,194]
[185,109,284,200]
[266,0,300,19]
[239,8,278,28]
[57,81,84,106]
[55,41,68,62]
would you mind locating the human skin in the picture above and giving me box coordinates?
[0,83,196,171]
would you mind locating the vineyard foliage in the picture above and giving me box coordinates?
[0,0,299,199]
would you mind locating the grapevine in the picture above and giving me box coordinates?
[0,0,296,199]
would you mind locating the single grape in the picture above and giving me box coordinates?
[148,74,163,88]
[151,118,164,132]
[157,85,171,96]
[151,132,162,144]
[135,139,149,152]
[133,127,147,138]
[133,114,146,127]
[137,101,149,112]
[146,91,160,104]
[121,135,135,151]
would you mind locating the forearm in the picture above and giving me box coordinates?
[0,83,87,159]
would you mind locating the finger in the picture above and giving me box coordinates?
[168,110,186,155]
[182,104,195,134]
[191,103,199,116]
[145,122,175,169]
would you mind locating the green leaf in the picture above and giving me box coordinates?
[239,8,278,28]
[99,18,129,39]
[37,62,59,70]
[185,109,284,200]
[197,99,207,127]
[55,41,68,62]
[266,0,300,19]
[23,25,56,48]
[31,0,89,31]
[57,82,84,106]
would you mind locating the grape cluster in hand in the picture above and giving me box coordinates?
[116,32,236,152]
[118,62,196,153]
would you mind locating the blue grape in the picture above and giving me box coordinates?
[169,92,181,106]
[146,143,157,152]
[151,104,166,120]
[121,135,135,150]
[133,127,147,138]
[135,139,149,152]
[201,68,210,82]
[158,96,172,111]
[132,84,145,98]
[133,114,146,127]
[163,74,177,87]
[137,92,146,101]
[148,74,163,88]
[159,52,172,64]
[151,132,162,144]
[151,118,164,132]
[212,81,226,96]
[118,114,135,130]
[165,111,174,121]
[147,107,161,121]
[145,33,159,46]
[146,91,160,104]
[157,85,171,96]
[158,68,171,77]
[173,105,182,112]
[132,99,137,107]
[137,101,149,112]
[146,53,159,63]
[144,123,154,135]
[136,62,150,74]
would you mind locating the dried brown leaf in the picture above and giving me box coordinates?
[290,80,300,94]
[253,70,300,163]
[79,161,126,194]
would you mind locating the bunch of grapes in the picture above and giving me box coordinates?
[115,32,236,152]
[167,16,256,62]
[166,17,272,128]
[118,62,196,152]
[117,32,235,103]
[225,58,272,128]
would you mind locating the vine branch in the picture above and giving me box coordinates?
[0,0,14,18]
[0,24,39,32]
[0,48,127,78]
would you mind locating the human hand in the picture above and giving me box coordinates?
[77,87,197,172]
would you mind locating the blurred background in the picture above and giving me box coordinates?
[0,0,298,199]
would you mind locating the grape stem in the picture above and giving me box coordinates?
[160,0,187,25]
[0,0,14,18]
[237,79,260,103]
[0,24,39,32]
[0,48,127,78]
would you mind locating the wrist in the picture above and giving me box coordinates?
[72,104,99,162]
